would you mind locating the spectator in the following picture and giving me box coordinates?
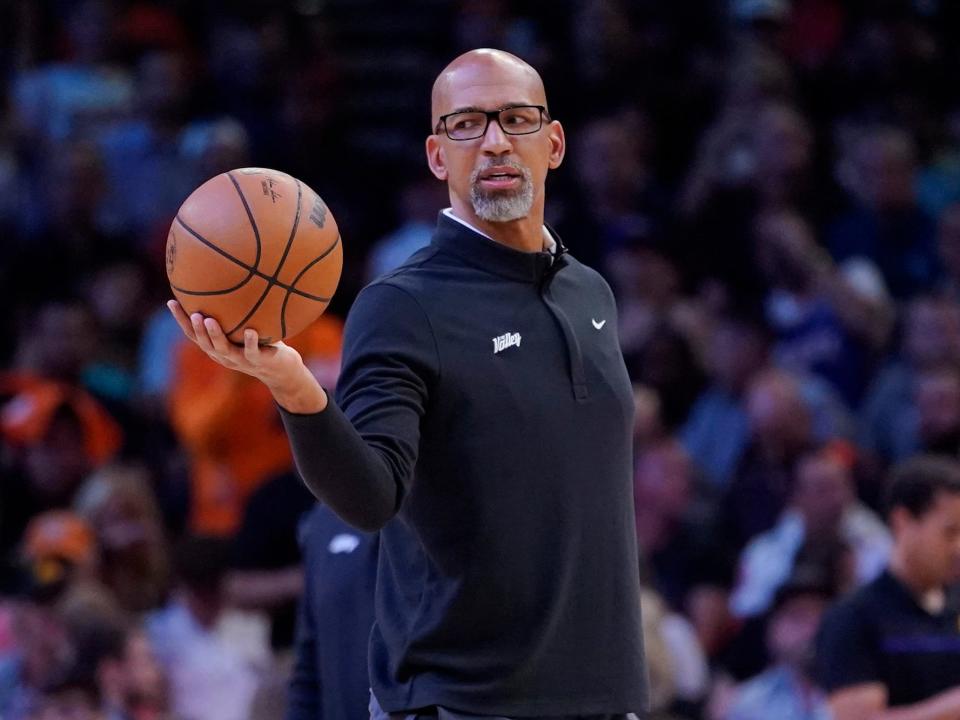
[718,570,833,720]
[730,443,890,619]
[859,295,960,464]
[95,48,199,247]
[227,470,315,652]
[640,585,710,719]
[828,126,939,299]
[167,316,342,536]
[634,439,735,657]
[146,536,267,720]
[365,176,446,281]
[10,0,133,148]
[754,208,893,405]
[681,312,770,488]
[287,504,377,720]
[0,374,121,559]
[74,464,171,613]
[816,455,960,718]
[721,369,818,550]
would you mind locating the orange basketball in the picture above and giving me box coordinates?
[165,167,342,344]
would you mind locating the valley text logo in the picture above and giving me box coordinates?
[493,332,522,354]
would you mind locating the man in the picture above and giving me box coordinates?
[723,570,833,720]
[287,504,377,720]
[730,444,890,619]
[815,455,960,719]
[168,49,647,717]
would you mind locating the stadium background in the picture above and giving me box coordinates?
[2,0,960,718]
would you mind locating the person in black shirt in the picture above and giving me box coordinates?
[287,504,377,720]
[168,49,647,717]
[815,454,960,719]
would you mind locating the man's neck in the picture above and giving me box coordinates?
[448,199,546,253]
[888,550,946,611]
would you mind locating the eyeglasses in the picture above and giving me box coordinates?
[435,105,550,141]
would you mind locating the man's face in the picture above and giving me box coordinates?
[896,492,960,587]
[767,594,827,670]
[426,56,564,224]
[793,456,853,535]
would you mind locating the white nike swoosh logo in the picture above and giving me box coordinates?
[592,319,606,330]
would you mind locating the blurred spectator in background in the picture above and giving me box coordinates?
[634,439,735,658]
[729,443,890,620]
[61,592,171,720]
[287,504,376,720]
[914,363,960,458]
[829,126,938,299]
[0,372,121,560]
[227,469,315,654]
[754,208,893,406]
[167,316,341,536]
[640,585,709,719]
[10,0,132,149]
[627,321,706,430]
[715,570,833,720]
[609,246,689,370]
[95,47,208,256]
[365,176,445,281]
[681,312,770,489]
[566,107,669,270]
[816,455,960,719]
[7,144,133,314]
[859,295,960,465]
[147,535,267,720]
[74,464,170,614]
[0,583,74,719]
[633,383,666,451]
[721,368,818,550]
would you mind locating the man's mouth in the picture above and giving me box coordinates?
[477,166,523,189]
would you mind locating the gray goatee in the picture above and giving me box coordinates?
[469,161,535,222]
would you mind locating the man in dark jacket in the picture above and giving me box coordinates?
[287,503,377,720]
[169,48,648,718]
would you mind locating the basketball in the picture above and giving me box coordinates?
[165,167,342,344]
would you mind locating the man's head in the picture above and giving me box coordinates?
[791,445,856,537]
[426,49,565,226]
[914,364,960,453]
[745,369,812,458]
[852,126,918,211]
[766,570,832,672]
[704,313,769,394]
[887,455,960,588]
[903,296,960,368]
[633,439,693,520]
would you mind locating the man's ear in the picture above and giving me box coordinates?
[426,135,448,181]
[547,120,566,170]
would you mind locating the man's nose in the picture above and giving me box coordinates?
[480,117,513,154]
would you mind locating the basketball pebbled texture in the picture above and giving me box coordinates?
[166,167,342,344]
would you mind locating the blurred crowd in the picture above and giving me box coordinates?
[3,0,960,718]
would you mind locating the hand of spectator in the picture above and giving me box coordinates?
[167,300,327,413]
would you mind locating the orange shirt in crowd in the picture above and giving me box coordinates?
[169,315,342,536]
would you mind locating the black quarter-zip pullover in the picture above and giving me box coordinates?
[280,212,648,716]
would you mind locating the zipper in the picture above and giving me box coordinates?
[540,259,589,401]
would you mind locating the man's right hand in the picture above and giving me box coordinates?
[167,299,328,414]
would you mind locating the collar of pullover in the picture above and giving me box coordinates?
[432,211,567,283]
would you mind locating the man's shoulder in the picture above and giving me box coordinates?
[824,572,893,627]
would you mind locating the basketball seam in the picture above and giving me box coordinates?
[224,178,304,337]
[173,216,332,301]
[280,231,342,332]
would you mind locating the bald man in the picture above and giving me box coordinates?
[168,49,648,718]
